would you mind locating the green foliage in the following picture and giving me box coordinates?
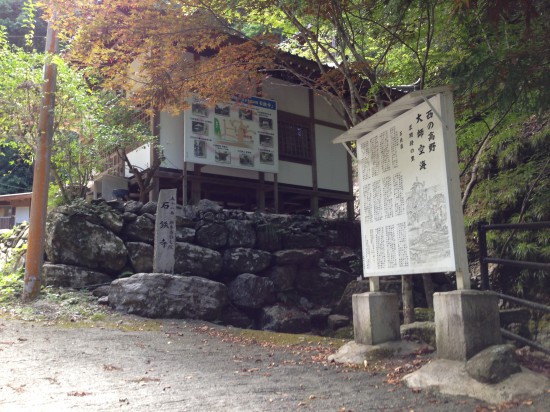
[449,0,549,115]
[0,267,24,302]
[0,0,46,50]
[463,111,550,298]
[0,29,157,202]
[0,42,98,201]
[0,144,32,194]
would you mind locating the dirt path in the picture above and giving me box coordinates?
[1,317,548,412]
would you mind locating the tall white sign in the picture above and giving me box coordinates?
[184,96,278,173]
[358,93,467,278]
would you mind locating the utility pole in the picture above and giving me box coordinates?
[22,19,58,301]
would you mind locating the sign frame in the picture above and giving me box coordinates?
[334,88,469,290]
[184,96,279,173]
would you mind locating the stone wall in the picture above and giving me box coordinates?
[0,222,29,273]
[40,198,364,333]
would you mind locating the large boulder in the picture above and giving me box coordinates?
[266,265,297,292]
[255,223,283,251]
[45,212,128,273]
[223,248,272,274]
[140,201,157,215]
[43,263,113,288]
[228,273,275,309]
[282,231,324,249]
[109,273,228,320]
[323,246,358,265]
[259,304,311,333]
[58,200,125,234]
[400,321,436,346]
[174,242,223,278]
[226,220,256,248]
[126,242,153,273]
[219,304,255,329]
[122,215,155,243]
[195,223,228,249]
[273,249,321,267]
[333,280,371,316]
[123,200,143,214]
[465,344,521,384]
[296,266,355,305]
[176,227,195,243]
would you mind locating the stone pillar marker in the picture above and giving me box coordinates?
[153,189,177,274]
[434,290,502,361]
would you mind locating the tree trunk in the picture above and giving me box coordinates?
[402,275,415,324]
[422,273,434,309]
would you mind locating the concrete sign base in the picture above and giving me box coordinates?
[434,290,502,361]
[352,292,400,345]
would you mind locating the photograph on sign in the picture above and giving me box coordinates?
[184,96,279,173]
[358,94,459,276]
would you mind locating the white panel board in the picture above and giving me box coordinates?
[358,93,466,277]
[314,93,347,126]
[276,161,312,186]
[15,207,29,224]
[125,143,151,177]
[315,125,349,191]
[160,111,185,170]
[184,96,278,173]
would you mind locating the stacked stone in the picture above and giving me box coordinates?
[39,198,364,334]
[0,222,29,273]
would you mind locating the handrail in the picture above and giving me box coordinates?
[478,221,550,290]
[482,222,550,230]
[478,221,550,355]
[501,329,550,356]
[497,293,550,314]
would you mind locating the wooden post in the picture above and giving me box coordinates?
[369,276,380,292]
[182,162,188,205]
[191,164,202,204]
[273,173,279,213]
[258,172,265,211]
[402,275,415,324]
[23,20,58,301]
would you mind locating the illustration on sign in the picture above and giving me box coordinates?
[406,179,450,265]
[184,96,278,173]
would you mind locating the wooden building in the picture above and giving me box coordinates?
[93,76,356,218]
[0,192,32,230]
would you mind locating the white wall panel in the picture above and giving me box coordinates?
[315,125,349,191]
[160,111,185,170]
[262,78,309,117]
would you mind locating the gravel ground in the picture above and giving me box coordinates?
[1,316,548,412]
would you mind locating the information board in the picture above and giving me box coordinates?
[184,96,278,173]
[358,94,462,276]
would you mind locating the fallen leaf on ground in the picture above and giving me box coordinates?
[103,364,122,371]
[7,384,26,393]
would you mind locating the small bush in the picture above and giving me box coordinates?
[0,268,24,303]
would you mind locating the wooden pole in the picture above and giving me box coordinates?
[402,275,415,324]
[22,19,58,301]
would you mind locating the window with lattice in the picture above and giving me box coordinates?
[278,117,312,163]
